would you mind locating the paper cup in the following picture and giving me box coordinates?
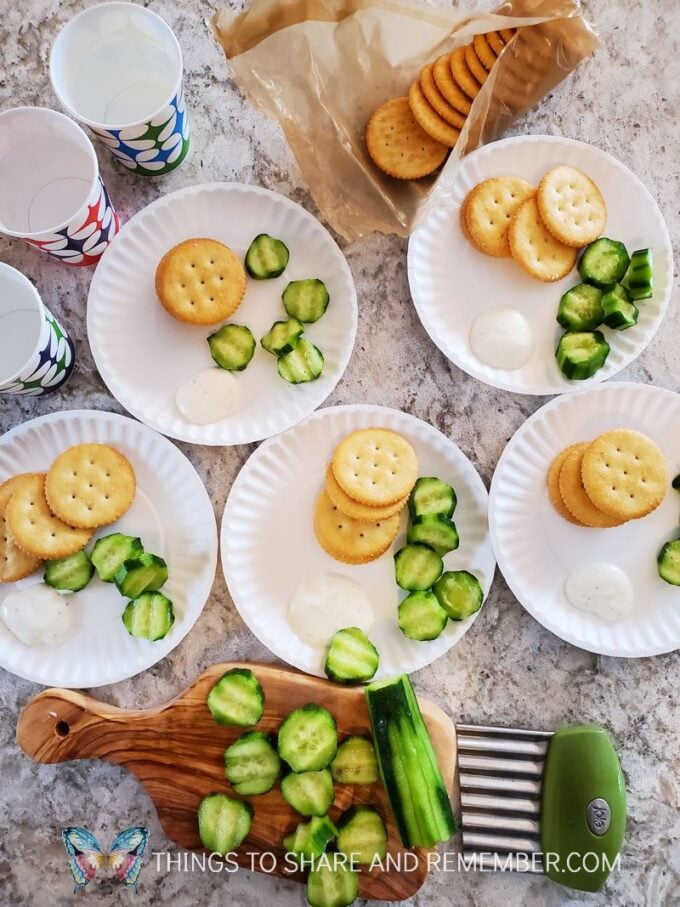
[51,2,190,176]
[0,263,75,396]
[0,107,120,267]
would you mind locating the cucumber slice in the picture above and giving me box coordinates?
[658,540,680,586]
[556,331,610,380]
[365,674,456,849]
[601,284,638,330]
[91,533,144,583]
[628,284,653,302]
[207,668,264,727]
[557,283,604,331]
[407,514,459,556]
[260,318,303,356]
[197,792,252,854]
[282,279,330,323]
[408,476,456,519]
[224,731,281,796]
[434,570,483,620]
[627,248,653,300]
[277,339,324,384]
[336,806,387,865]
[284,815,338,862]
[115,553,168,598]
[245,233,290,279]
[306,863,359,907]
[578,238,630,288]
[325,627,379,684]
[44,549,93,592]
[281,769,335,816]
[122,592,175,640]
[394,543,443,592]
[331,736,378,785]
[278,704,338,772]
[398,590,448,641]
[208,324,256,371]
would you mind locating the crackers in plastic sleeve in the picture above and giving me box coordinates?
[213,0,599,240]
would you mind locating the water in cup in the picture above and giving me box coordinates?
[0,109,96,237]
[0,276,42,384]
[57,14,180,127]
[0,141,92,235]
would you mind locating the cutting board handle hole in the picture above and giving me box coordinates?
[55,720,70,738]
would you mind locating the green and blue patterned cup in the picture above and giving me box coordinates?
[0,263,74,396]
[50,3,190,176]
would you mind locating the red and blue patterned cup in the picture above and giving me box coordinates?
[0,107,120,266]
[51,3,190,176]
[0,263,75,396]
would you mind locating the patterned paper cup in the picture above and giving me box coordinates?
[0,107,120,266]
[51,2,190,176]
[0,263,75,396]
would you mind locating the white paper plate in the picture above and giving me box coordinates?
[87,183,357,445]
[221,404,496,678]
[0,410,218,687]
[489,382,680,657]
[408,136,673,395]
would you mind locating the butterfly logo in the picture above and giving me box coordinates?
[61,826,150,892]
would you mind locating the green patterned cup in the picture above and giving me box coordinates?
[0,263,74,396]
[50,3,190,176]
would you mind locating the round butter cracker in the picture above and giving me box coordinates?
[156,238,246,325]
[466,176,535,258]
[420,63,466,129]
[473,33,499,70]
[0,475,42,581]
[332,428,418,507]
[508,197,578,281]
[314,491,400,565]
[459,192,479,249]
[408,80,460,148]
[6,473,93,559]
[325,463,408,522]
[450,47,482,100]
[366,97,448,180]
[432,54,472,115]
[547,445,586,526]
[465,43,489,85]
[557,444,624,529]
[537,166,607,248]
[46,444,136,530]
[581,429,667,521]
[486,31,507,55]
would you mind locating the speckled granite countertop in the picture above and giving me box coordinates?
[0,0,678,904]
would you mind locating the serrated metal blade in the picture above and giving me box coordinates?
[456,723,552,874]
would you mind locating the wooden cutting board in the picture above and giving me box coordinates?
[17,662,458,902]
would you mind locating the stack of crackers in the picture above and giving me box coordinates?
[548,429,667,528]
[0,444,136,581]
[366,29,515,180]
[461,165,607,282]
[314,429,418,564]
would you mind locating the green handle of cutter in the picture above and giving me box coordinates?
[540,725,626,893]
